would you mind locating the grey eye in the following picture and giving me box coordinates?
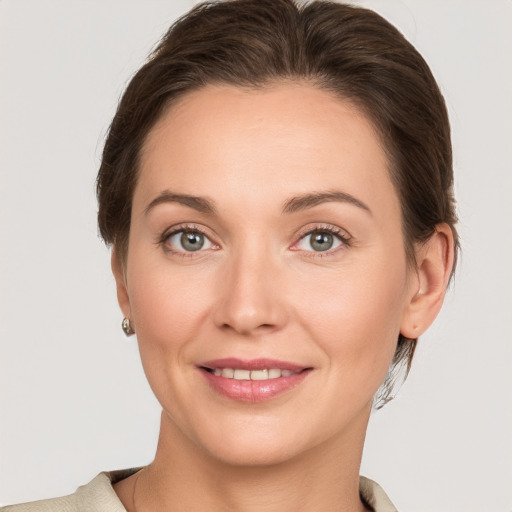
[310,232,334,251]
[181,232,204,251]
[296,230,343,252]
[168,230,213,252]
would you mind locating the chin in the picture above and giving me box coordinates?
[205,435,306,468]
[186,413,315,467]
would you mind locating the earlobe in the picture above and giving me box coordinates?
[400,224,455,339]
[111,249,131,319]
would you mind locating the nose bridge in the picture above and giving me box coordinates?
[213,233,287,335]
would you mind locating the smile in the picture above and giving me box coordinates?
[208,368,297,380]
[199,358,312,402]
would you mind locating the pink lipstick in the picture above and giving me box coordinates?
[198,358,312,402]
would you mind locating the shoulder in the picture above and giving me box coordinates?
[1,492,81,512]
[359,476,398,512]
[1,469,140,512]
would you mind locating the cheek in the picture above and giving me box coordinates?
[124,255,219,420]
[294,259,408,387]
[125,252,213,365]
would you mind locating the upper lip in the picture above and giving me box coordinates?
[199,358,310,372]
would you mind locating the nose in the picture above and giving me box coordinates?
[212,245,288,336]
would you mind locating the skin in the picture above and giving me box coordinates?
[112,83,454,511]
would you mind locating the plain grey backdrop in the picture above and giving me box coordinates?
[1,0,511,510]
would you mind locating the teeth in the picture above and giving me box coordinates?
[210,368,298,380]
[233,369,250,380]
[249,369,280,380]
[250,369,268,381]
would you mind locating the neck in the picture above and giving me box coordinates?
[133,408,371,512]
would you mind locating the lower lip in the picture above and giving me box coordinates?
[200,369,311,403]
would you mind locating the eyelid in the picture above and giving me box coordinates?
[159,223,220,254]
[157,222,351,256]
[291,223,352,253]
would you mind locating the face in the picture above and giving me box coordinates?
[116,84,420,466]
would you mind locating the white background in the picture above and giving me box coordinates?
[1,1,511,510]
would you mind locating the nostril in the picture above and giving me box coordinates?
[220,322,274,332]
[213,292,288,335]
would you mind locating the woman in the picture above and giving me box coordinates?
[2,0,457,510]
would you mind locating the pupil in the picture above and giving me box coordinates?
[311,232,333,251]
[181,232,204,251]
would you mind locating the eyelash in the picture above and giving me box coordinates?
[158,223,352,257]
[293,224,352,256]
[159,223,217,258]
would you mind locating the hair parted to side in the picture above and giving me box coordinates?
[96,0,458,407]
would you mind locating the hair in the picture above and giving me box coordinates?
[96,0,458,407]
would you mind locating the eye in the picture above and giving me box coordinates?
[295,229,345,252]
[166,230,214,252]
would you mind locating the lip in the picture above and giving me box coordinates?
[200,358,307,372]
[198,358,312,403]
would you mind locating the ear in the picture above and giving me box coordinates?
[400,223,455,339]
[111,248,131,319]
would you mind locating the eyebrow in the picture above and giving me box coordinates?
[144,189,371,217]
[281,190,372,215]
[144,191,216,216]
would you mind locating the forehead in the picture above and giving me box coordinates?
[136,83,398,218]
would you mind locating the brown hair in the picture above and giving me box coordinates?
[96,0,458,407]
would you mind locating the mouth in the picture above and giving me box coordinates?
[203,365,302,379]
[198,358,313,402]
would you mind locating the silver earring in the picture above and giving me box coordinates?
[122,317,135,337]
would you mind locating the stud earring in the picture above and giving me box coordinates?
[122,317,135,337]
